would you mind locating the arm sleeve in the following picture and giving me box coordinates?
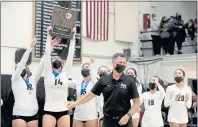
[44,36,53,75]
[63,39,75,78]
[157,84,166,102]
[128,80,140,99]
[164,86,175,107]
[33,55,45,84]
[11,47,32,81]
[68,80,77,89]
[185,87,192,109]
[91,78,103,96]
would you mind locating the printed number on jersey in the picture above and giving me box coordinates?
[178,95,185,101]
[55,79,63,85]
[148,99,154,106]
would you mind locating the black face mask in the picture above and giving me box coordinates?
[175,77,183,83]
[177,15,182,19]
[21,69,27,77]
[115,64,126,73]
[52,60,62,69]
[149,82,156,90]
[99,72,107,77]
[81,69,90,77]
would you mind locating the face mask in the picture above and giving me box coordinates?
[175,77,183,83]
[114,64,126,73]
[99,72,107,77]
[81,69,90,77]
[149,82,156,90]
[21,69,27,77]
[177,15,181,19]
[52,60,62,69]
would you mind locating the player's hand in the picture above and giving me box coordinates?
[185,94,189,102]
[30,37,37,48]
[154,77,159,85]
[51,36,61,46]
[119,114,130,126]
[67,101,76,109]
[90,58,95,64]
[47,26,53,36]
[71,27,76,40]
[179,26,183,29]
[175,94,180,101]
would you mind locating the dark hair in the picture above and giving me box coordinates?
[152,76,164,86]
[159,16,167,29]
[82,63,90,68]
[98,66,108,73]
[175,69,185,76]
[112,53,126,61]
[152,14,156,18]
[126,68,137,77]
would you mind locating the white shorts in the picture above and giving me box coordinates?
[132,112,140,119]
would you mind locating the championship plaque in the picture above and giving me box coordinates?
[51,6,76,39]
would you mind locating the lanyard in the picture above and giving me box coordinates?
[80,79,91,95]
[23,78,31,89]
[53,68,62,77]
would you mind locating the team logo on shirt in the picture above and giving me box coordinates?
[120,83,127,89]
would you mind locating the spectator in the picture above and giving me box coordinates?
[159,16,172,55]
[170,12,186,54]
[151,14,161,56]
[185,19,195,40]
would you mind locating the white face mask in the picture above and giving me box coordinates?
[152,17,156,21]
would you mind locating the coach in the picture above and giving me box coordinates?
[67,53,140,127]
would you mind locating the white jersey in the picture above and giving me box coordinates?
[43,36,75,112]
[96,93,104,119]
[141,85,165,127]
[11,47,44,116]
[68,64,97,121]
[130,82,143,119]
[164,84,192,124]
[1,99,3,106]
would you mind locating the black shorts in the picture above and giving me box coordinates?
[12,114,38,123]
[43,110,70,121]
[102,116,132,127]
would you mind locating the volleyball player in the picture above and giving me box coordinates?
[164,69,192,127]
[11,38,46,127]
[68,58,98,127]
[95,66,109,127]
[42,26,76,127]
[126,68,144,127]
[140,76,165,127]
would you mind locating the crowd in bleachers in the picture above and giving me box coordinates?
[150,12,197,56]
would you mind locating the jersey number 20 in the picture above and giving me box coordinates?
[55,79,63,85]
[148,99,154,106]
[178,95,185,101]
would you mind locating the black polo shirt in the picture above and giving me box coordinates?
[91,73,139,117]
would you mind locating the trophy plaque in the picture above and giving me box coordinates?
[51,6,76,39]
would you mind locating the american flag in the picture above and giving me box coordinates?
[86,1,109,41]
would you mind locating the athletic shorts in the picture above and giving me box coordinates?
[43,110,69,121]
[12,114,38,123]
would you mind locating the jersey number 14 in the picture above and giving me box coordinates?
[148,99,154,106]
[55,79,63,85]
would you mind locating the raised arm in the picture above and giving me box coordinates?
[11,38,36,81]
[157,83,166,101]
[89,58,97,85]
[32,55,45,84]
[164,86,175,107]
[63,28,76,78]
